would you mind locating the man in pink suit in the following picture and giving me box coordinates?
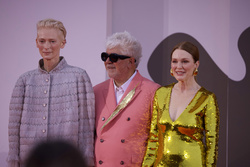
[94,31,160,167]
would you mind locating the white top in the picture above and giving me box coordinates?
[114,70,137,104]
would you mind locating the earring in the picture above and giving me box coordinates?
[170,69,174,76]
[193,68,198,76]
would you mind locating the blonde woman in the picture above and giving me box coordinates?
[7,19,95,167]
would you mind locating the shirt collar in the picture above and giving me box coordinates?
[114,70,137,93]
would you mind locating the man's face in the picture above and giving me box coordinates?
[104,47,133,84]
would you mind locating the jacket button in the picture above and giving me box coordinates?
[99,160,103,164]
[102,117,105,121]
[121,139,125,143]
[127,117,130,121]
[100,139,104,143]
[120,161,124,165]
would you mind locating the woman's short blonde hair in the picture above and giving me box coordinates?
[36,18,67,40]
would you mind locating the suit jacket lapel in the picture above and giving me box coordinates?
[119,72,142,105]
[103,79,117,116]
[101,72,143,132]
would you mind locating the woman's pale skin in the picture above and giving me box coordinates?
[169,49,200,121]
[36,27,66,72]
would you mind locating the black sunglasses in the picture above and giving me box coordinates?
[101,52,131,63]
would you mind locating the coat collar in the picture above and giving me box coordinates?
[38,56,67,73]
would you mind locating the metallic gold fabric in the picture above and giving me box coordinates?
[142,83,219,167]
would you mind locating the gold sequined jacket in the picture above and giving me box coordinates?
[142,83,219,167]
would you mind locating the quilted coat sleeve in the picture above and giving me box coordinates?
[78,70,95,166]
[7,76,25,167]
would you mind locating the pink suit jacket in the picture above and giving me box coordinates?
[94,71,160,167]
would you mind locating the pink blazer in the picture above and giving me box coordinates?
[94,71,160,167]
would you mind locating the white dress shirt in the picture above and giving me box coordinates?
[114,70,137,104]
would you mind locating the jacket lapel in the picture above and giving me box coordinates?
[101,72,143,132]
[119,72,142,105]
[103,79,117,116]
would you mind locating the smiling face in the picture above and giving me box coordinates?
[171,49,199,82]
[104,47,136,86]
[36,28,66,62]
